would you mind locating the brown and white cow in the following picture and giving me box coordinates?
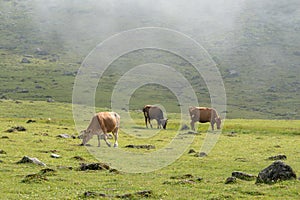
[80,112,120,147]
[143,105,168,129]
[189,106,221,131]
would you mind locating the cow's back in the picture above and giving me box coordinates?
[149,106,163,120]
[97,112,119,132]
[198,107,212,123]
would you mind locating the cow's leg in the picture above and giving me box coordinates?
[103,134,111,147]
[97,135,101,147]
[156,119,160,129]
[190,120,195,131]
[211,122,215,130]
[149,118,153,128]
[113,128,118,148]
[145,117,148,128]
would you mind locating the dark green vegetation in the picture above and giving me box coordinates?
[0,100,299,199]
[0,0,299,119]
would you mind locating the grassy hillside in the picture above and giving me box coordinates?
[0,100,299,199]
[0,0,299,119]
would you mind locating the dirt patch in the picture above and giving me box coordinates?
[79,162,110,171]
[0,149,7,154]
[164,174,203,185]
[22,168,56,183]
[125,144,155,150]
[83,190,153,198]
[72,156,85,161]
[6,126,26,132]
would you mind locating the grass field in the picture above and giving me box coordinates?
[0,100,299,199]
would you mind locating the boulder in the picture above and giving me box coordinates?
[256,161,297,184]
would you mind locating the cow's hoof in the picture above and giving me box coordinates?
[80,143,84,146]
[107,144,111,147]
[114,144,118,148]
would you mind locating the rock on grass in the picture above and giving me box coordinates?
[232,171,256,181]
[17,156,46,166]
[256,161,297,184]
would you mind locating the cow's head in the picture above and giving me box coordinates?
[80,130,93,145]
[216,117,221,129]
[161,119,168,129]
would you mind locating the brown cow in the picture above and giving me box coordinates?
[189,106,221,131]
[143,105,168,129]
[80,112,120,147]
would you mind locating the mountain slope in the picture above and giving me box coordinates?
[0,0,299,119]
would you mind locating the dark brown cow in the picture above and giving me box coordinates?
[143,105,168,129]
[189,106,221,131]
[80,112,120,147]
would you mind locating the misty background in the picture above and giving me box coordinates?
[0,0,299,119]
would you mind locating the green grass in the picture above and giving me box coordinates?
[0,100,299,199]
[0,0,300,119]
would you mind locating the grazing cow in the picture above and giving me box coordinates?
[143,105,168,129]
[189,106,221,131]
[80,112,120,147]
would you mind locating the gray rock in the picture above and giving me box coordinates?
[194,152,207,157]
[50,153,60,158]
[268,154,287,160]
[17,156,46,166]
[21,57,30,63]
[256,161,297,184]
[232,171,256,181]
[57,134,70,138]
[225,177,237,184]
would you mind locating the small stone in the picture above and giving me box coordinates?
[26,119,36,123]
[194,152,207,157]
[21,57,31,63]
[188,149,196,154]
[50,153,60,158]
[225,177,237,184]
[268,154,287,160]
[57,134,70,138]
[232,171,256,181]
